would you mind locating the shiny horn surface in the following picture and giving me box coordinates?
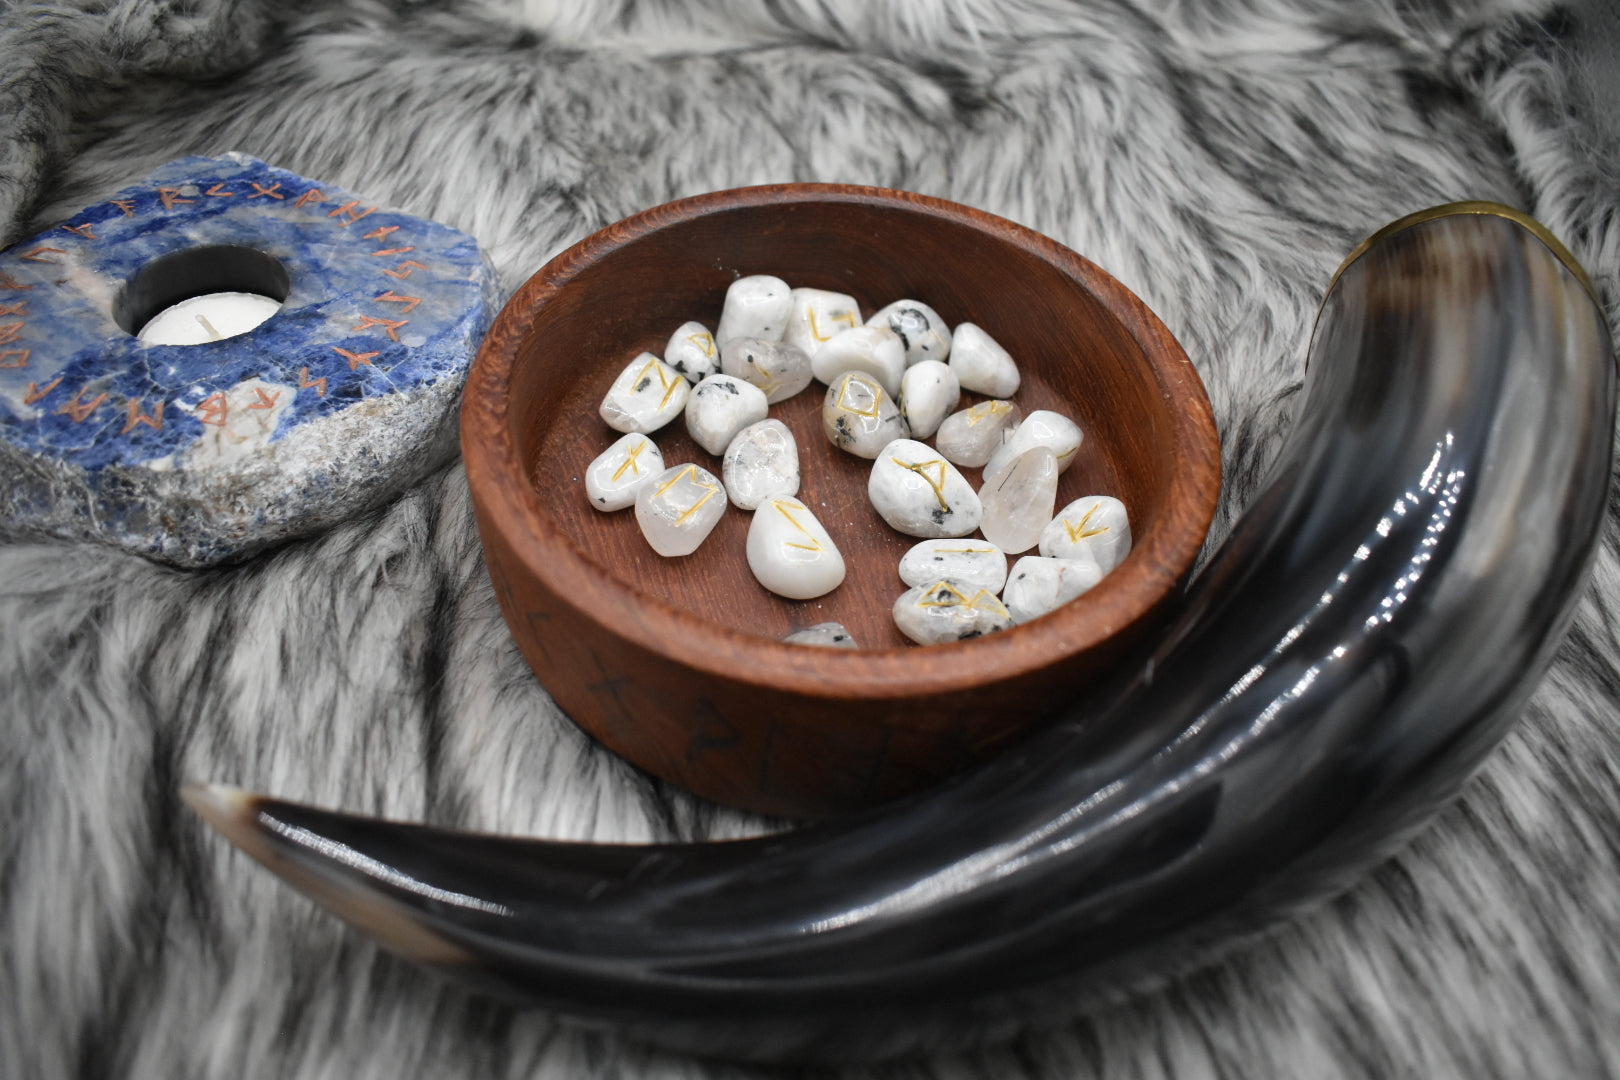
[187,204,1615,1062]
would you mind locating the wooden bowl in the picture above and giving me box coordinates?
[462,185,1220,818]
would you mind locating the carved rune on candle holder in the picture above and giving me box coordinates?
[0,153,498,566]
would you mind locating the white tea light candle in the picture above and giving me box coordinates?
[137,291,282,345]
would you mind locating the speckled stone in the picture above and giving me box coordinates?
[1039,495,1133,573]
[664,320,719,383]
[0,153,496,566]
[868,299,951,366]
[584,432,664,512]
[722,418,799,510]
[892,579,1014,644]
[898,538,1008,593]
[935,399,1021,468]
[822,370,907,459]
[1002,553,1103,623]
[783,621,859,649]
[720,336,813,404]
[868,437,981,538]
[684,373,767,455]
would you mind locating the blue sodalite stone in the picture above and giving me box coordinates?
[0,152,498,566]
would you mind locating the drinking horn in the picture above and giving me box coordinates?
[187,203,1614,1062]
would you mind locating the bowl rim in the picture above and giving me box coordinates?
[463,182,1221,703]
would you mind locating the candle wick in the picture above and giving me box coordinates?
[196,314,222,341]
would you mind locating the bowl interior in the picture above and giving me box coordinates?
[495,188,1208,665]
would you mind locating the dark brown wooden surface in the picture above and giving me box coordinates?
[462,184,1221,817]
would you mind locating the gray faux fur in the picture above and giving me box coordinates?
[4,0,1619,1076]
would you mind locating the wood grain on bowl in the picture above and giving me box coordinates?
[462,184,1220,817]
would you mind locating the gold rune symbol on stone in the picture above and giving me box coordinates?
[835,374,883,419]
[688,331,716,358]
[893,456,951,511]
[807,307,858,343]
[917,581,1006,615]
[634,357,682,410]
[1062,504,1109,543]
[771,500,824,552]
[610,438,649,481]
[965,400,1013,426]
[656,464,720,525]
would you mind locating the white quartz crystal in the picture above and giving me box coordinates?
[664,320,720,383]
[1039,495,1132,573]
[722,418,800,510]
[720,336,814,404]
[898,538,1008,593]
[684,374,768,455]
[783,622,859,649]
[868,299,951,367]
[950,322,1021,397]
[934,399,1021,468]
[982,409,1083,486]
[584,432,664,512]
[599,352,691,434]
[1001,554,1103,623]
[868,438,982,538]
[822,371,908,458]
[785,287,862,357]
[716,274,792,345]
[979,446,1060,554]
[635,463,728,556]
[898,359,960,440]
[893,580,1014,644]
[746,495,846,600]
[810,325,906,397]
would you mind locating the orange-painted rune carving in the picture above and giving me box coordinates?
[248,182,284,200]
[59,386,107,422]
[299,366,328,397]
[22,247,65,263]
[293,189,327,209]
[0,349,30,369]
[374,290,422,314]
[111,199,136,217]
[0,301,28,317]
[380,260,429,279]
[248,387,281,410]
[328,201,375,226]
[204,183,233,197]
[351,315,407,342]
[362,225,401,244]
[332,346,380,371]
[62,223,96,240]
[197,392,230,427]
[0,321,24,345]
[123,398,165,433]
[0,272,34,291]
[24,377,61,404]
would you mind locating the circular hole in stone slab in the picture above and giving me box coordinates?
[115,245,290,345]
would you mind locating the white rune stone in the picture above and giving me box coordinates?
[868,438,982,538]
[684,374,768,455]
[949,321,1021,397]
[822,371,908,458]
[898,359,960,440]
[892,580,1014,645]
[868,299,951,366]
[1039,495,1132,573]
[982,409,1083,486]
[934,399,1021,468]
[1001,554,1103,623]
[716,274,792,345]
[783,622,859,648]
[664,320,720,383]
[785,287,862,357]
[722,418,800,510]
[635,463,728,557]
[747,496,846,600]
[599,352,690,434]
[720,336,814,404]
[584,432,665,512]
[979,446,1060,554]
[810,325,906,397]
[898,538,1008,593]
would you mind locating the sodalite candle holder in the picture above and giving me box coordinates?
[0,152,497,566]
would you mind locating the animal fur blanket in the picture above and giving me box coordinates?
[4,0,1619,1076]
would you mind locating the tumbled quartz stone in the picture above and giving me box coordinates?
[720,336,813,404]
[810,325,906,397]
[1002,554,1103,623]
[823,371,908,459]
[899,359,960,440]
[869,438,982,538]
[783,621,859,649]
[0,153,497,567]
[784,287,861,357]
[600,351,690,434]
[635,463,727,556]
[979,446,1060,554]
[664,320,719,383]
[893,579,1014,645]
[1039,495,1133,573]
[747,495,846,600]
[684,374,768,455]
[934,399,1021,468]
[584,432,664,512]
[868,299,951,367]
[715,275,791,346]
[722,418,799,510]
[898,538,1008,593]
[983,409,1083,485]
[950,321,1021,397]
